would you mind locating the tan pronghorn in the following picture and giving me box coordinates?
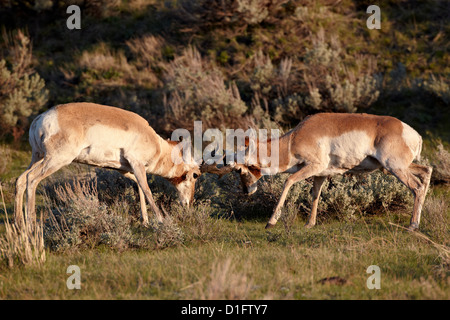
[15,103,201,226]
[211,113,432,231]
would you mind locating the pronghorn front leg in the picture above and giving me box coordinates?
[266,164,323,229]
[126,159,164,224]
[120,171,148,225]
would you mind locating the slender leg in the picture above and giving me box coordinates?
[120,171,148,225]
[405,163,432,229]
[408,163,432,194]
[25,156,72,225]
[126,159,163,224]
[305,175,327,229]
[14,156,42,226]
[387,166,428,231]
[266,164,323,229]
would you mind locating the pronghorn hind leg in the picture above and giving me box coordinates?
[408,163,433,189]
[14,155,43,226]
[407,163,433,229]
[305,175,327,229]
[25,156,73,225]
[386,166,428,231]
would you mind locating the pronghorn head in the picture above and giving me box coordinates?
[233,163,262,195]
[168,160,202,207]
[200,145,262,196]
[169,163,201,207]
[167,139,202,207]
[230,136,262,195]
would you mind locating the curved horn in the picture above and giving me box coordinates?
[200,161,234,178]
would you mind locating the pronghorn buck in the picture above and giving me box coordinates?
[213,113,432,231]
[15,103,201,226]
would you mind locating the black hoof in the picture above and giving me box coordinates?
[265,222,275,229]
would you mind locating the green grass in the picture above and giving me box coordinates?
[0,202,449,299]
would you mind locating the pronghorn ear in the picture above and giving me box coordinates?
[170,136,183,142]
[248,165,262,178]
[168,136,184,143]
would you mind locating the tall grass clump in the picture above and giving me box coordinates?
[169,199,224,243]
[148,215,185,250]
[0,183,46,269]
[77,42,158,88]
[197,257,252,300]
[421,193,450,246]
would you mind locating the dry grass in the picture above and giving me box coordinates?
[78,43,131,74]
[126,35,164,68]
[76,42,158,87]
[421,193,450,246]
[199,257,252,300]
[431,143,450,184]
[0,183,46,269]
[0,145,12,176]
[389,222,450,270]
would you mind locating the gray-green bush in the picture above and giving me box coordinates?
[0,30,48,141]
[163,47,251,131]
[231,170,412,224]
[43,179,133,251]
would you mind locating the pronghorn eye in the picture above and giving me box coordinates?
[193,173,199,179]
[181,174,187,181]
[237,168,242,174]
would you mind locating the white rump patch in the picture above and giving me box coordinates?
[41,108,60,138]
[401,122,421,161]
[29,108,60,153]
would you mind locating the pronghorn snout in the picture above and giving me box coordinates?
[179,197,192,207]
[243,183,257,195]
[247,184,257,195]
